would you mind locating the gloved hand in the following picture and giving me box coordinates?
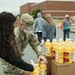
[38,55,48,64]
[22,71,31,75]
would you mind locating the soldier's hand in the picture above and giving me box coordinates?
[38,55,48,64]
[22,71,31,75]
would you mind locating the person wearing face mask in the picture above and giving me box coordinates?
[15,13,47,75]
[16,13,47,62]
[2,13,47,75]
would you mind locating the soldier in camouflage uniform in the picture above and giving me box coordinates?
[2,13,47,75]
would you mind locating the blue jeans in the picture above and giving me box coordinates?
[63,29,70,41]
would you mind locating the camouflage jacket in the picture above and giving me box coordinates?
[14,27,45,56]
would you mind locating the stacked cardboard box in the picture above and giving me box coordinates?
[52,61,75,75]
[46,57,75,75]
[46,56,52,75]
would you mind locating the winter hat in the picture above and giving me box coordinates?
[21,13,34,28]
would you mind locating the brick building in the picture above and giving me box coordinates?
[20,3,35,15]
[20,1,75,18]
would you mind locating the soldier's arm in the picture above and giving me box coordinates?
[29,34,45,56]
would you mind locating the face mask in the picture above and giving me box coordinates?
[23,29,33,35]
[26,27,32,31]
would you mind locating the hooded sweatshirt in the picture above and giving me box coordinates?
[33,13,45,32]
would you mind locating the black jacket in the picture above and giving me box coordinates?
[0,11,34,72]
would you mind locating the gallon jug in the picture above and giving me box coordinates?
[55,44,64,64]
[72,44,75,62]
[45,39,51,56]
[64,44,72,63]
[40,59,47,75]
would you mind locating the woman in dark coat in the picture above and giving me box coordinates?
[0,11,34,72]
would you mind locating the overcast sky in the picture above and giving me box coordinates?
[0,0,45,15]
[1,0,74,15]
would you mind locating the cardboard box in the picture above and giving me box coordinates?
[46,56,52,75]
[52,61,75,75]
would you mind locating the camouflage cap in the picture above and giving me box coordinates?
[20,13,34,28]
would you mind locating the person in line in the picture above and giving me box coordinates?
[2,13,47,75]
[33,12,45,42]
[42,13,56,42]
[60,15,71,41]
[0,12,34,75]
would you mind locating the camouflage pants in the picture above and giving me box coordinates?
[0,58,24,75]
